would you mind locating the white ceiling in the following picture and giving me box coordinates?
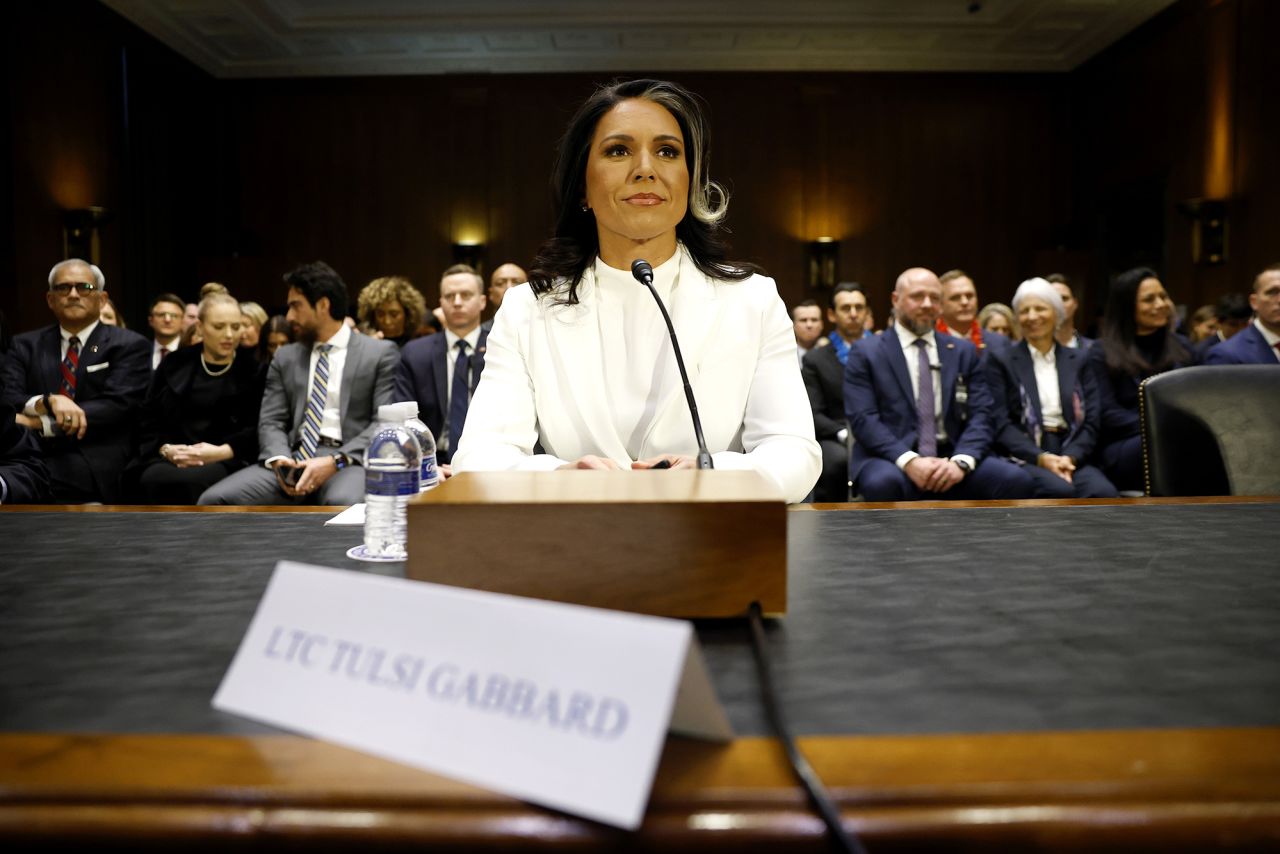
[100,0,1177,78]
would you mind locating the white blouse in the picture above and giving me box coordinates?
[452,245,821,502]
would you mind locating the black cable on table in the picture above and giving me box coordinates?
[747,601,868,854]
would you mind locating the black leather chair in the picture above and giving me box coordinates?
[1140,365,1280,496]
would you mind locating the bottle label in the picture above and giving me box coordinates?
[421,454,439,489]
[365,468,420,497]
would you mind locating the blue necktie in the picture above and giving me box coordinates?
[914,339,937,457]
[447,339,470,460]
[297,343,332,460]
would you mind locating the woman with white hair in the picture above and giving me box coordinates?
[984,278,1118,498]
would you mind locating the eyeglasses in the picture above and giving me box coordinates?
[151,312,181,320]
[49,282,101,296]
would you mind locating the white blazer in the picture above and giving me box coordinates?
[452,248,821,503]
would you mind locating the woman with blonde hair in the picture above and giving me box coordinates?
[126,291,265,503]
[357,276,426,348]
[239,301,268,348]
[977,302,1018,341]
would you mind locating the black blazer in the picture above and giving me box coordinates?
[0,323,150,502]
[133,344,266,466]
[0,389,51,504]
[1087,333,1194,443]
[801,345,847,442]
[393,329,489,444]
[986,341,1101,465]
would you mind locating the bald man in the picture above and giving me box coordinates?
[843,267,1033,501]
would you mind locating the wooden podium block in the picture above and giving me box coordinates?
[405,470,786,618]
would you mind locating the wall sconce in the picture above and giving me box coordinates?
[1177,199,1228,266]
[63,206,110,264]
[451,242,485,273]
[806,238,839,291]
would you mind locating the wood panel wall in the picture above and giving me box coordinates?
[4,0,1275,338]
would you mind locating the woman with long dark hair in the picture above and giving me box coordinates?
[452,78,819,501]
[1087,266,1192,492]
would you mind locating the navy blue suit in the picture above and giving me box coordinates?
[1,323,150,502]
[1204,325,1279,365]
[393,328,488,462]
[986,342,1117,498]
[1087,334,1194,492]
[843,328,1033,501]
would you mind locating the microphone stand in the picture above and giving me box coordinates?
[630,259,714,470]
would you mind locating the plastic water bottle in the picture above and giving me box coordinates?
[363,404,421,560]
[395,401,439,492]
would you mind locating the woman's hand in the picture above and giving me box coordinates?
[163,442,234,468]
[557,455,622,470]
[631,454,695,470]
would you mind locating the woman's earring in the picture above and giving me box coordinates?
[581,204,590,212]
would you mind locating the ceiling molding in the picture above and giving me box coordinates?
[99,0,1177,79]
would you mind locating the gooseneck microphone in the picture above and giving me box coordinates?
[631,258,714,470]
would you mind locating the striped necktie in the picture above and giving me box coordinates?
[59,336,81,399]
[296,343,333,460]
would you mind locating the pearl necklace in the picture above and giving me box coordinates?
[200,352,234,377]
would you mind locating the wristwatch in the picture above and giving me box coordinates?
[953,458,973,476]
[332,452,351,471]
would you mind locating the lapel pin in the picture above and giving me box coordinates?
[945,342,955,349]
[91,345,99,353]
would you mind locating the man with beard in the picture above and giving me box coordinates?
[199,261,399,505]
[843,267,1033,501]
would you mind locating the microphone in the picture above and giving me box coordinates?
[631,258,714,470]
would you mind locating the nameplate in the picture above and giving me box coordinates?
[213,561,733,830]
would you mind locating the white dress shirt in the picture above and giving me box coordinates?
[152,338,179,370]
[310,323,351,443]
[439,325,484,452]
[1029,344,1067,429]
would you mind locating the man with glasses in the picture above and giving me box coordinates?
[1,259,150,502]
[147,293,187,369]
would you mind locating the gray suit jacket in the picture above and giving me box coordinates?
[258,332,399,463]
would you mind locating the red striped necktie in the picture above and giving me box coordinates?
[59,336,81,399]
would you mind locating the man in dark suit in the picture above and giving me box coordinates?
[394,264,488,468]
[1204,269,1279,364]
[0,375,51,504]
[1,259,150,502]
[844,267,1034,502]
[802,282,869,501]
[199,262,399,505]
[937,269,1009,354]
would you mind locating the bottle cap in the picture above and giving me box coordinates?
[377,403,404,422]
[397,400,420,419]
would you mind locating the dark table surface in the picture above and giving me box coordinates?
[2,503,1278,738]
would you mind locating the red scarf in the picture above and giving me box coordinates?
[937,318,985,349]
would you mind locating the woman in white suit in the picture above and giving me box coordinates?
[452,79,820,502]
